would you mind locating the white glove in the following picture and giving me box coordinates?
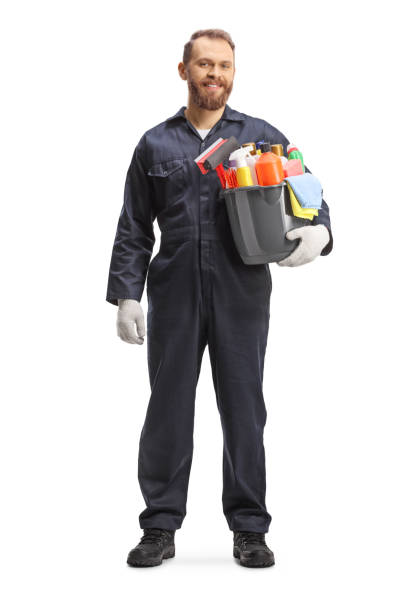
[277,224,330,267]
[117,299,145,345]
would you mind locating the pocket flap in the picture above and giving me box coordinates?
[148,160,184,178]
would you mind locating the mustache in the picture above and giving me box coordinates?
[202,80,224,87]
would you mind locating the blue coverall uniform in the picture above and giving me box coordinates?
[106,104,333,533]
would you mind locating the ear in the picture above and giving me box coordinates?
[178,62,187,81]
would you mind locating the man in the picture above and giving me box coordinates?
[106,29,333,568]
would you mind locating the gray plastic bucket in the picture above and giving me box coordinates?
[222,182,312,264]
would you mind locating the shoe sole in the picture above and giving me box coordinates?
[233,546,275,568]
[127,545,175,567]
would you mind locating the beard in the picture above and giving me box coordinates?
[186,68,234,111]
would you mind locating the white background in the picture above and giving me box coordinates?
[1,0,407,609]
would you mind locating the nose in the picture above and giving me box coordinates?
[207,65,221,80]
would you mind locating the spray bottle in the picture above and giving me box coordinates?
[229,146,254,187]
[287,144,304,172]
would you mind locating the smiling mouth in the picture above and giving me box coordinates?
[203,83,223,89]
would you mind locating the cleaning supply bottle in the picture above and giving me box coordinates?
[271,144,288,168]
[242,142,256,154]
[242,142,258,161]
[234,149,253,187]
[255,140,264,156]
[284,158,303,177]
[246,154,258,185]
[241,143,258,185]
[287,144,305,172]
[255,143,285,186]
[271,144,283,156]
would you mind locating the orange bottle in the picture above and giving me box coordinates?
[255,142,285,186]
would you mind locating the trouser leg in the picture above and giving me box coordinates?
[208,242,272,533]
[138,250,207,530]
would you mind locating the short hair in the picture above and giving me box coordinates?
[183,29,235,66]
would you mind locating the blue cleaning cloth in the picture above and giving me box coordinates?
[285,173,323,209]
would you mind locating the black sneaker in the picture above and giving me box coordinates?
[233,531,275,568]
[127,528,176,567]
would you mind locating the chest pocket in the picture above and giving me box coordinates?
[147,159,186,209]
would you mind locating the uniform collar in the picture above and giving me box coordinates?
[165,103,245,123]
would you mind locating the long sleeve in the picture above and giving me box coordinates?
[263,120,333,256]
[106,135,156,305]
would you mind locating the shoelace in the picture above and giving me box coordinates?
[235,531,266,548]
[140,528,171,545]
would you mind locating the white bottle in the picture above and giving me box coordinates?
[245,152,259,185]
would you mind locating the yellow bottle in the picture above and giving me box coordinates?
[234,149,253,187]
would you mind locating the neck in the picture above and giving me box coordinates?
[184,100,225,130]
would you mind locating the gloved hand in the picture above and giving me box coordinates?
[277,224,330,267]
[117,299,145,345]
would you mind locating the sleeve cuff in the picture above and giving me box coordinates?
[106,286,144,306]
[319,224,333,256]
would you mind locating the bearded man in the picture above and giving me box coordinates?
[106,28,333,568]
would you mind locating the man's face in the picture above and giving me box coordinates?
[182,36,235,111]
